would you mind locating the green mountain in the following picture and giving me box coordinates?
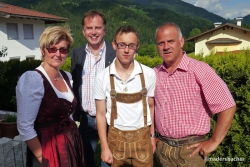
[243,15,250,25]
[1,0,215,49]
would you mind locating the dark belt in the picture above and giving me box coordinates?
[157,132,206,147]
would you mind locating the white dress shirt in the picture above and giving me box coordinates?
[94,59,156,130]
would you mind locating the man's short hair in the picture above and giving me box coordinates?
[113,26,139,43]
[81,10,106,28]
[155,22,183,40]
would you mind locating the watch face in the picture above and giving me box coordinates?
[150,134,156,138]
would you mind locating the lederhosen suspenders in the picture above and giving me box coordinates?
[109,63,148,127]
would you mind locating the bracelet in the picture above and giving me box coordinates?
[36,155,42,158]
[150,134,156,138]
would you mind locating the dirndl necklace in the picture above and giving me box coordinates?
[47,73,60,81]
[41,63,60,81]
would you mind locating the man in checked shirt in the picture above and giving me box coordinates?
[153,22,236,167]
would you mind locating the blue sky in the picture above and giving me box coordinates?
[181,0,250,19]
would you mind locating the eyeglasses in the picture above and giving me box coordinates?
[114,41,138,50]
[46,48,69,54]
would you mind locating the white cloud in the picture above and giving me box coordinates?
[223,8,250,19]
[181,0,250,19]
[194,0,223,13]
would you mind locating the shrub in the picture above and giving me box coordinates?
[4,113,17,122]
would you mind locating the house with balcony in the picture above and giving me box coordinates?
[0,2,67,61]
[185,18,250,56]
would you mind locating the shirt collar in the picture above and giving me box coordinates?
[109,58,142,77]
[159,51,189,72]
[177,52,189,72]
[85,41,106,56]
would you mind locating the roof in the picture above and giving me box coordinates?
[206,38,242,44]
[0,2,67,24]
[185,23,250,42]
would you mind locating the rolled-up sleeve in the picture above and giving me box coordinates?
[94,71,106,100]
[16,71,44,141]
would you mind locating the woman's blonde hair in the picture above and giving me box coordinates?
[39,26,73,50]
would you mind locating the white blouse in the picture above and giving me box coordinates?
[16,66,74,141]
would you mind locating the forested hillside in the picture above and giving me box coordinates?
[1,0,214,49]
[243,15,250,25]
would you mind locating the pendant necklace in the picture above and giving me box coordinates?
[47,73,60,81]
[122,73,132,92]
[41,63,60,81]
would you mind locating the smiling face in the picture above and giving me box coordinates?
[82,15,106,49]
[156,25,184,70]
[112,32,139,67]
[41,39,69,69]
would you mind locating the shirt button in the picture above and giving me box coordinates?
[165,102,167,105]
[164,116,166,119]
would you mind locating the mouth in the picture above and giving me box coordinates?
[54,58,62,61]
[163,51,171,55]
[90,36,99,40]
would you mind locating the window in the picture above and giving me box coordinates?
[9,56,20,61]
[23,24,34,39]
[26,55,35,61]
[6,23,18,40]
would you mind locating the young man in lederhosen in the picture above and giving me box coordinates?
[94,26,156,167]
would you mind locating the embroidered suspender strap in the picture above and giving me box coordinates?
[139,63,148,127]
[109,63,148,127]
[109,67,117,127]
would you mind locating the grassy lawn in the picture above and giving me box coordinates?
[94,143,161,167]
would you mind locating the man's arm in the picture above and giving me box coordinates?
[148,96,156,153]
[188,105,236,157]
[96,99,113,164]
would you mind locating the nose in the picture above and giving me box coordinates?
[164,42,169,48]
[163,42,170,50]
[91,28,97,34]
[124,45,129,52]
[55,49,61,56]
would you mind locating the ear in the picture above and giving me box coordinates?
[180,37,185,48]
[40,48,45,56]
[103,27,106,36]
[136,43,140,52]
[112,40,117,50]
[82,28,86,37]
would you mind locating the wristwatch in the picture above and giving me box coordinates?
[150,134,156,138]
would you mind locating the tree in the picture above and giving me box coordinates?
[242,23,250,29]
[138,44,158,57]
[188,28,201,38]
[0,46,8,57]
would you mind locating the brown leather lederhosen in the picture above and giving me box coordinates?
[107,64,153,166]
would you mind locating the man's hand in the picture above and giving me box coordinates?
[188,106,236,158]
[187,139,220,158]
[101,147,114,165]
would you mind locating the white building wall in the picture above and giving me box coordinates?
[0,17,45,61]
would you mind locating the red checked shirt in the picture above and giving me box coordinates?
[154,53,236,138]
